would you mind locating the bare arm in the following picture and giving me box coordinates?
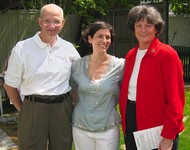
[3,83,22,112]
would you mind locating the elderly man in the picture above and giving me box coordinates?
[4,4,80,150]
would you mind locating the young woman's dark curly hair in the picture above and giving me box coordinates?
[81,21,115,45]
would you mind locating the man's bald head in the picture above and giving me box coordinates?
[40,4,64,19]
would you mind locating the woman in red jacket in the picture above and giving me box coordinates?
[119,5,185,150]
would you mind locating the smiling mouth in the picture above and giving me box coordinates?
[140,34,149,37]
[48,30,56,32]
[99,44,108,49]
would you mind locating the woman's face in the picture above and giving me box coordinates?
[134,18,157,49]
[88,29,111,53]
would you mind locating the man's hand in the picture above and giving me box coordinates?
[3,83,22,111]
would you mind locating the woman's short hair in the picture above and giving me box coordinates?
[128,5,165,36]
[82,21,115,45]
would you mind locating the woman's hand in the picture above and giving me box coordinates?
[158,138,173,150]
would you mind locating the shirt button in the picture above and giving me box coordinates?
[96,102,98,104]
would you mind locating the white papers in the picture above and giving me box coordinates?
[133,125,163,150]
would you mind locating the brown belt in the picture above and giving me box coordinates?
[25,92,70,104]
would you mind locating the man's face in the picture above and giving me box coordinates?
[38,9,64,38]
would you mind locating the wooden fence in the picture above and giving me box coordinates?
[173,46,190,83]
[0,10,81,72]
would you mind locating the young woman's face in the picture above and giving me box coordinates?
[134,18,157,49]
[88,29,111,53]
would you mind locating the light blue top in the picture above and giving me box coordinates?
[71,55,125,132]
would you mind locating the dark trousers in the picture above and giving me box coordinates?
[125,99,179,150]
[18,95,73,150]
[125,100,137,150]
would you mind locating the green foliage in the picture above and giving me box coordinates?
[64,0,135,26]
[0,0,138,26]
[2,0,190,35]
[170,0,190,15]
[1,0,190,20]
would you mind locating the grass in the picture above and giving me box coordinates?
[119,126,125,150]
[178,88,190,149]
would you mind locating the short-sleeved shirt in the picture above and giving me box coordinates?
[71,55,125,132]
[5,32,80,96]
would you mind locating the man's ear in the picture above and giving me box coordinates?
[61,19,65,28]
[38,17,42,27]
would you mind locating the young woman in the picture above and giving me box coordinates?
[71,21,125,150]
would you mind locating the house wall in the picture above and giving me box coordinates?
[169,15,190,46]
